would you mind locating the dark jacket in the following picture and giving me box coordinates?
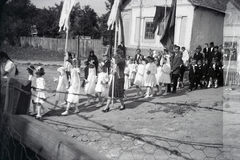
[171,52,183,75]
[193,52,203,63]
[189,64,199,79]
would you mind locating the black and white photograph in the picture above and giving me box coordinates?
[0,0,240,159]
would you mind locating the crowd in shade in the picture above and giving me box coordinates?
[0,42,229,117]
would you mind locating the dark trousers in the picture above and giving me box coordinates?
[179,65,185,81]
[172,74,179,92]
[189,77,197,90]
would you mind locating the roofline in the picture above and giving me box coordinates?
[188,0,226,13]
[231,0,240,11]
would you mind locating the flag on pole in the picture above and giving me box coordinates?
[152,6,170,35]
[160,0,177,51]
[59,0,75,32]
[107,0,122,31]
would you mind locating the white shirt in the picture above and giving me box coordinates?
[182,50,189,65]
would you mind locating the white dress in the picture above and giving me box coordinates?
[134,64,145,87]
[144,63,157,87]
[67,68,81,103]
[55,75,68,101]
[128,63,136,80]
[85,67,97,95]
[155,66,162,85]
[34,77,46,104]
[28,74,36,100]
[159,63,171,84]
[124,66,131,90]
[95,72,109,97]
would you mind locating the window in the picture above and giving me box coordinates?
[144,22,155,39]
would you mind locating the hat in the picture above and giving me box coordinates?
[35,66,45,76]
[27,65,35,71]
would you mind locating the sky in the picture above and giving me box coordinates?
[30,0,107,16]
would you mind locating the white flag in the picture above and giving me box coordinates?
[107,0,122,30]
[59,0,75,32]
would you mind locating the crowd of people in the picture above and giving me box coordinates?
[0,42,228,117]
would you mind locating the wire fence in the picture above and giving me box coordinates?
[1,78,240,160]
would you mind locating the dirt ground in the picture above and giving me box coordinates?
[12,62,240,160]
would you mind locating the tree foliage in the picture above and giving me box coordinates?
[0,0,112,45]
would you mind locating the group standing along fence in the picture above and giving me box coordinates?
[20,36,107,60]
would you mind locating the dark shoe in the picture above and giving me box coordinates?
[119,105,125,110]
[102,108,110,113]
[172,91,176,93]
[188,89,192,92]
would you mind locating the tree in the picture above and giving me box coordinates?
[0,0,38,45]
[71,5,99,39]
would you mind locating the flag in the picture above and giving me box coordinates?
[107,0,122,30]
[59,0,75,32]
[152,6,170,35]
[160,0,177,51]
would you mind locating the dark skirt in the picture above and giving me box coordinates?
[108,77,125,98]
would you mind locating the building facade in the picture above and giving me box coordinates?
[121,0,228,57]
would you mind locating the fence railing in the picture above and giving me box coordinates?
[20,37,107,60]
[0,78,109,160]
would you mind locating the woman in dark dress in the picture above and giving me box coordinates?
[87,50,98,75]
[102,49,126,112]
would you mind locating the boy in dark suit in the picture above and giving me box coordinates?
[188,59,199,91]
[208,58,220,88]
[201,59,209,88]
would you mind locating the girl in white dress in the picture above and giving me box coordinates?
[155,58,162,95]
[62,68,81,115]
[34,66,46,118]
[52,67,69,110]
[144,56,157,98]
[85,61,97,106]
[134,58,146,97]
[159,55,171,95]
[27,65,37,114]
[124,63,131,98]
[95,65,109,107]
[128,58,136,86]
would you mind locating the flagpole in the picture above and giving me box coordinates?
[64,28,69,66]
[112,21,118,107]
[164,0,167,29]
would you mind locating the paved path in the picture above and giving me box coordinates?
[38,86,240,160]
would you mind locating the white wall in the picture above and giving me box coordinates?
[122,0,173,50]
[224,1,240,62]
[174,0,194,51]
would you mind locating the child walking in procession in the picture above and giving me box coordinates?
[134,58,146,97]
[52,67,68,110]
[95,64,109,107]
[124,62,131,98]
[34,66,46,119]
[128,58,136,86]
[85,60,97,106]
[27,65,37,115]
[155,57,162,95]
[208,58,220,88]
[144,56,157,98]
[158,56,171,95]
[62,68,81,115]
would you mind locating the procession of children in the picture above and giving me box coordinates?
[19,42,226,118]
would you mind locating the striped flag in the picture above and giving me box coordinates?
[59,0,75,32]
[107,0,122,30]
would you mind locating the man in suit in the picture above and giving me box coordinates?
[134,48,142,64]
[171,45,183,93]
[208,42,215,65]
[193,46,203,64]
[203,43,208,59]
